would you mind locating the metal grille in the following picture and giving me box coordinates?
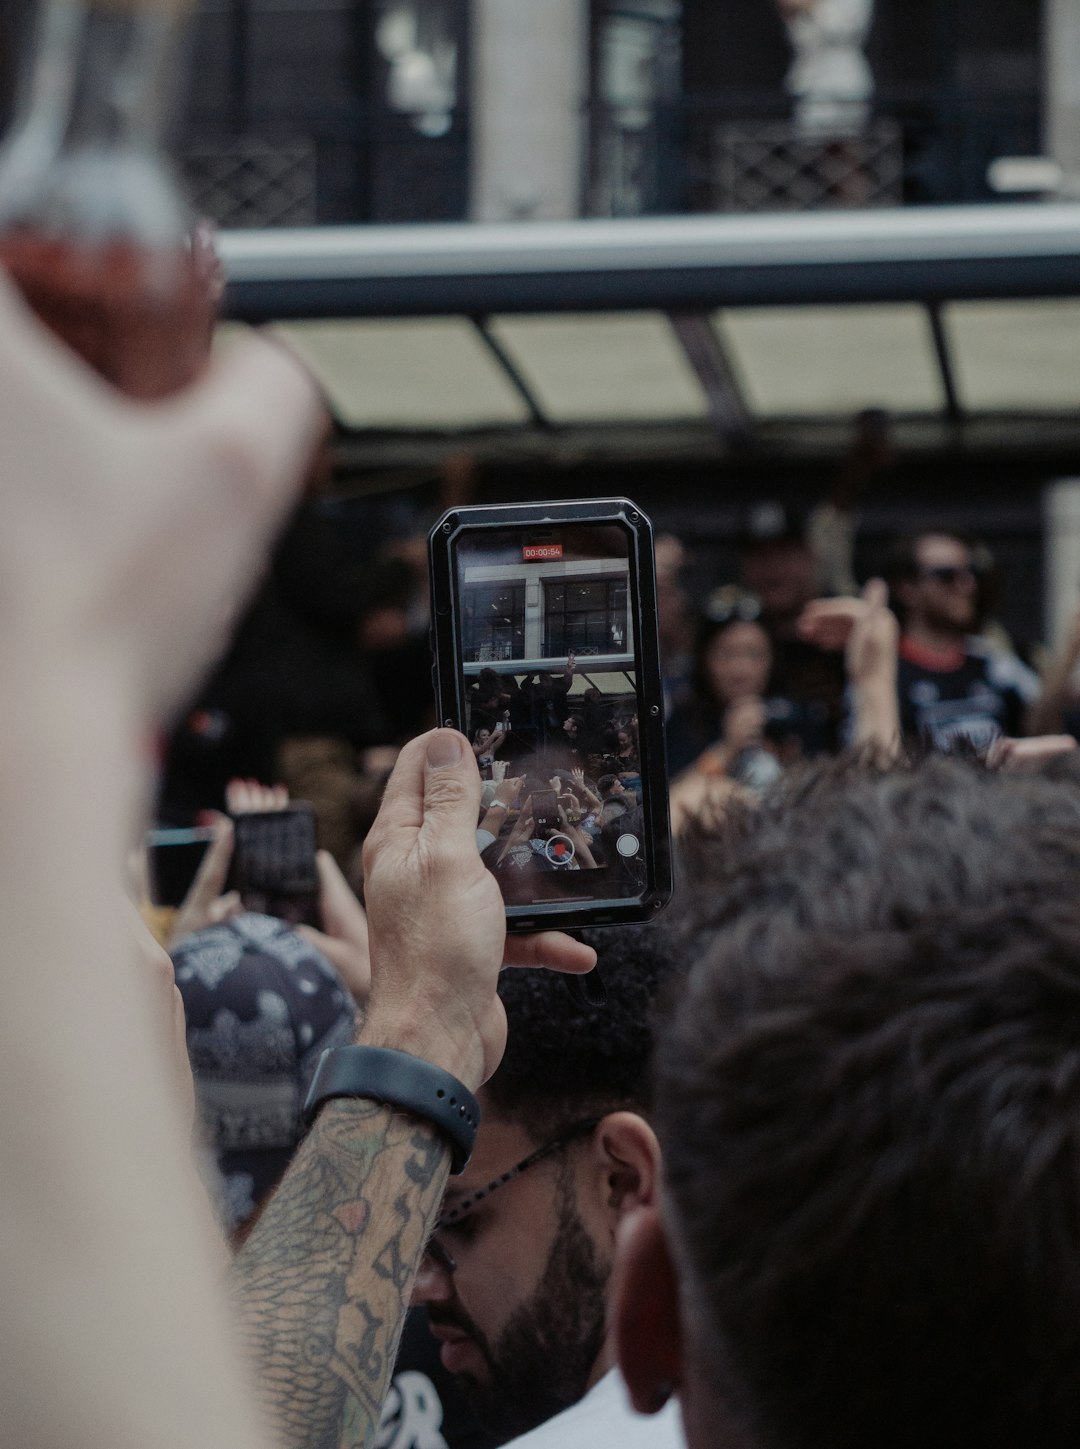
[179,138,318,229]
[713,119,903,212]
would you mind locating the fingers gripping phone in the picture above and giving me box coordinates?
[429,498,673,932]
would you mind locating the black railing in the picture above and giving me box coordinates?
[177,105,471,228]
[175,0,471,228]
[585,88,1043,217]
[175,90,1042,231]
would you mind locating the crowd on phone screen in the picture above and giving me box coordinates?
[464,660,644,890]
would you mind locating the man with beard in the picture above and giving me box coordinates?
[886,530,1038,751]
[399,927,683,1449]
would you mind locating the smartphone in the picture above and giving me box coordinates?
[146,826,216,908]
[429,498,672,932]
[227,803,321,929]
[530,788,559,838]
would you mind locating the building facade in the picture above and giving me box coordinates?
[0,0,1052,226]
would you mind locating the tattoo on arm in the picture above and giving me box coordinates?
[228,1099,449,1449]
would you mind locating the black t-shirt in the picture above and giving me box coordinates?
[767,636,846,757]
[896,638,1040,752]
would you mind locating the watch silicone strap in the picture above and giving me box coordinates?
[302,1045,480,1174]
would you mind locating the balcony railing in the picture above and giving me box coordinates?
[585,89,1042,218]
[170,87,1042,230]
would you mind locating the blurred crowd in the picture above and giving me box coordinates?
[157,419,1080,879]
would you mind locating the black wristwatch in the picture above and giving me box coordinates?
[303,1045,480,1174]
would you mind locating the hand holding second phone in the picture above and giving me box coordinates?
[360,731,595,1088]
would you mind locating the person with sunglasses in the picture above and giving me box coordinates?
[884,531,1039,752]
[397,927,684,1449]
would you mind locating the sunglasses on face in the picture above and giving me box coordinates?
[920,564,976,587]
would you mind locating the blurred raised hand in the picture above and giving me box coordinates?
[799,578,900,755]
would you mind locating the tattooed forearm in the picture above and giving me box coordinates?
[228,1099,449,1449]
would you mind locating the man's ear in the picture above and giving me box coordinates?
[590,1111,661,1219]
[612,1205,683,1415]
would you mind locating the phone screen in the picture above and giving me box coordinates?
[146,826,215,908]
[451,517,658,915]
[228,806,321,929]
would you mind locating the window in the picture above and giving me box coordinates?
[544,577,628,656]
[462,583,525,662]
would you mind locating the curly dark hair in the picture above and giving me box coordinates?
[487,924,681,1142]
[659,753,1080,1449]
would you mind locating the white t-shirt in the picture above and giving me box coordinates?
[505,1368,684,1449]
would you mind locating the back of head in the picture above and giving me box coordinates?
[658,755,1080,1449]
[489,923,679,1141]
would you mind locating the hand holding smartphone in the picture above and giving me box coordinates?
[429,498,672,932]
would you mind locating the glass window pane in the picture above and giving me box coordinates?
[716,304,944,416]
[462,584,525,662]
[543,576,629,657]
[943,299,1080,411]
[266,318,529,429]
[488,312,709,423]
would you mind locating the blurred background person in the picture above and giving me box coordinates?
[1029,601,1080,740]
[667,600,789,788]
[738,507,846,756]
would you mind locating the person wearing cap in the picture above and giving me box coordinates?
[738,505,847,756]
[173,912,358,1243]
